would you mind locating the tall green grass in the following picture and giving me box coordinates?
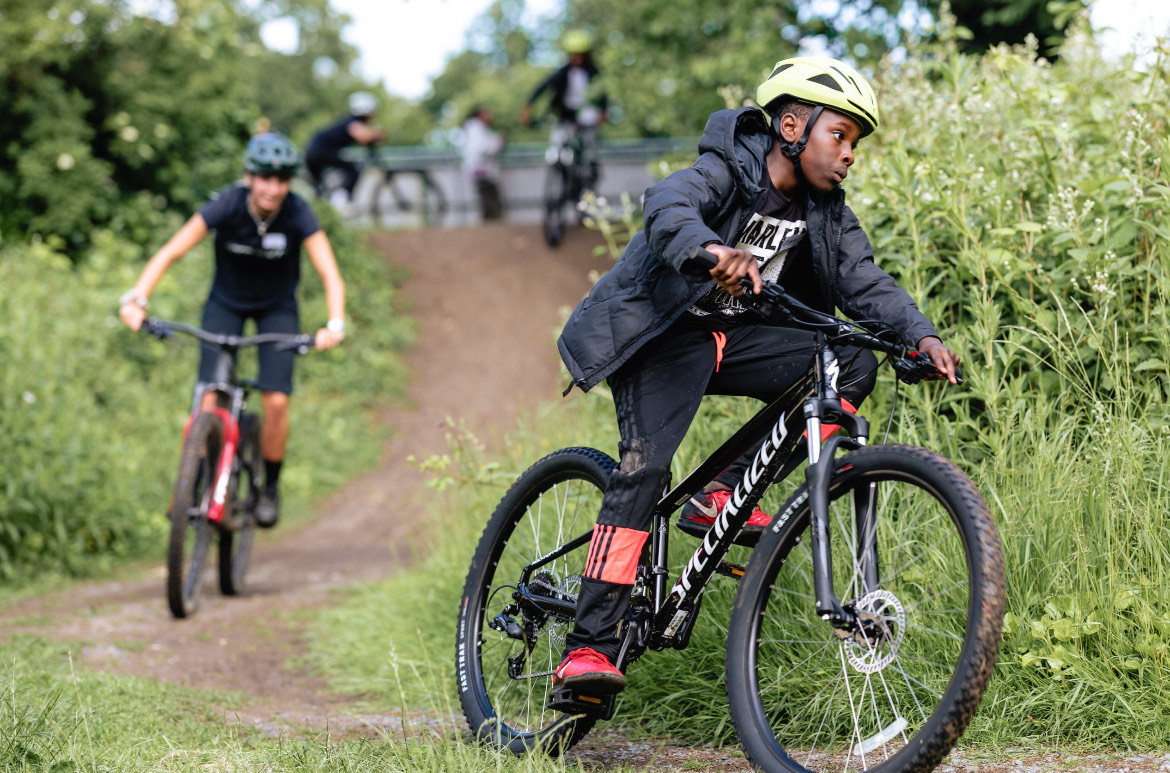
[0,203,413,582]
[307,16,1170,752]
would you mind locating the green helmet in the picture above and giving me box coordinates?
[243,132,300,177]
[756,56,879,138]
[562,29,594,54]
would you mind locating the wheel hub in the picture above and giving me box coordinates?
[844,589,906,673]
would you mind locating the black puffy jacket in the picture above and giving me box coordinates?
[557,107,938,393]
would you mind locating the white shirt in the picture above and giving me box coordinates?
[461,117,504,180]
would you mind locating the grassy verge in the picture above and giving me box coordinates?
[1,634,629,772]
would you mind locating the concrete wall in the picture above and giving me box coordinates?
[346,138,697,230]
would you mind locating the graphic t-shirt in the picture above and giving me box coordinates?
[199,185,321,313]
[688,168,808,320]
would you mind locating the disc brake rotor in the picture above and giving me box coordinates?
[845,589,906,674]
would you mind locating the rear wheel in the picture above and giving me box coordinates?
[167,411,222,618]
[726,445,1006,772]
[219,412,259,596]
[542,163,569,247]
[456,447,615,755]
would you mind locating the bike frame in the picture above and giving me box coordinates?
[513,265,950,680]
[191,347,251,526]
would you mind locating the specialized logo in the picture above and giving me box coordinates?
[826,358,840,393]
[669,414,790,603]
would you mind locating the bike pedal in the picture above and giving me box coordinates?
[716,561,746,579]
[547,686,617,720]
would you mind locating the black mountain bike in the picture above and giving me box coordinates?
[311,149,447,226]
[456,249,1006,772]
[142,319,314,619]
[541,125,593,248]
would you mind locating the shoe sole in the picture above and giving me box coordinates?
[675,516,764,548]
[556,672,626,695]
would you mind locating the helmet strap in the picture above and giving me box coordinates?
[773,105,825,182]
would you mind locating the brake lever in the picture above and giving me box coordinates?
[895,351,963,386]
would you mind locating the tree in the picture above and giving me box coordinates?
[922,0,1087,57]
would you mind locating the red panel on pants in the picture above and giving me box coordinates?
[584,524,648,585]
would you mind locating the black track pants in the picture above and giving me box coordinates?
[565,319,878,660]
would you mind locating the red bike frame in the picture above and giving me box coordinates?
[182,407,240,525]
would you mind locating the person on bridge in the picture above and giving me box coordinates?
[305,91,387,209]
[549,57,961,697]
[461,105,506,221]
[117,132,347,528]
[519,29,607,189]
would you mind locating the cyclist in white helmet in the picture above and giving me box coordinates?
[305,91,388,207]
[549,57,960,698]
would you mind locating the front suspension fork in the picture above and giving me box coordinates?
[804,403,877,629]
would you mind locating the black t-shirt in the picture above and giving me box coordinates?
[688,168,808,320]
[306,116,361,159]
[199,185,321,313]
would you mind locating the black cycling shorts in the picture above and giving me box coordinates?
[197,297,299,395]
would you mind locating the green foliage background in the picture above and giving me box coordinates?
[311,18,1170,749]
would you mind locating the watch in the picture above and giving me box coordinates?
[119,289,148,309]
[326,318,346,334]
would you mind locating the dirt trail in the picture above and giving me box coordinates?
[0,223,603,730]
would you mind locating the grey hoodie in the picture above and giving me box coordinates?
[557,107,938,393]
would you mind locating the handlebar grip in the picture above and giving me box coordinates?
[141,317,172,339]
[683,245,719,276]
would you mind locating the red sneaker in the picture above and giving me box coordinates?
[676,488,770,547]
[553,648,626,695]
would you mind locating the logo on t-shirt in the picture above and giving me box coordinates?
[737,213,807,280]
[262,232,288,253]
[225,239,286,260]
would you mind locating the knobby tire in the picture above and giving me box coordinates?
[726,444,1006,773]
[457,447,616,756]
[542,163,569,247]
[167,411,223,618]
[218,412,260,596]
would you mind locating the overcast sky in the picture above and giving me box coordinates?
[260,0,1170,101]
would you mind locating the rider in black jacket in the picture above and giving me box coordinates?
[550,57,961,697]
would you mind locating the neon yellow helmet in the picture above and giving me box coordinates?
[756,56,879,138]
[562,29,594,54]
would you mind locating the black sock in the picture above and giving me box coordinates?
[264,460,283,492]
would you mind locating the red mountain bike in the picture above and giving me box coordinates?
[142,318,314,618]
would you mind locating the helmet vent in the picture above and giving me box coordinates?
[769,63,794,78]
[807,73,844,92]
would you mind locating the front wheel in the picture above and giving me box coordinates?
[219,412,259,596]
[542,163,569,247]
[167,411,222,618]
[456,447,615,755]
[726,444,1006,773]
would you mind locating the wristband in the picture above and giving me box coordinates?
[119,289,148,309]
[326,318,346,334]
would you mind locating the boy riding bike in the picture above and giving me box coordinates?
[552,57,960,694]
[118,132,346,528]
[519,29,608,189]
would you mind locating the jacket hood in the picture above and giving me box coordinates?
[697,108,772,195]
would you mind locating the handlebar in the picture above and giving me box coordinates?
[141,318,316,355]
[686,247,957,386]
